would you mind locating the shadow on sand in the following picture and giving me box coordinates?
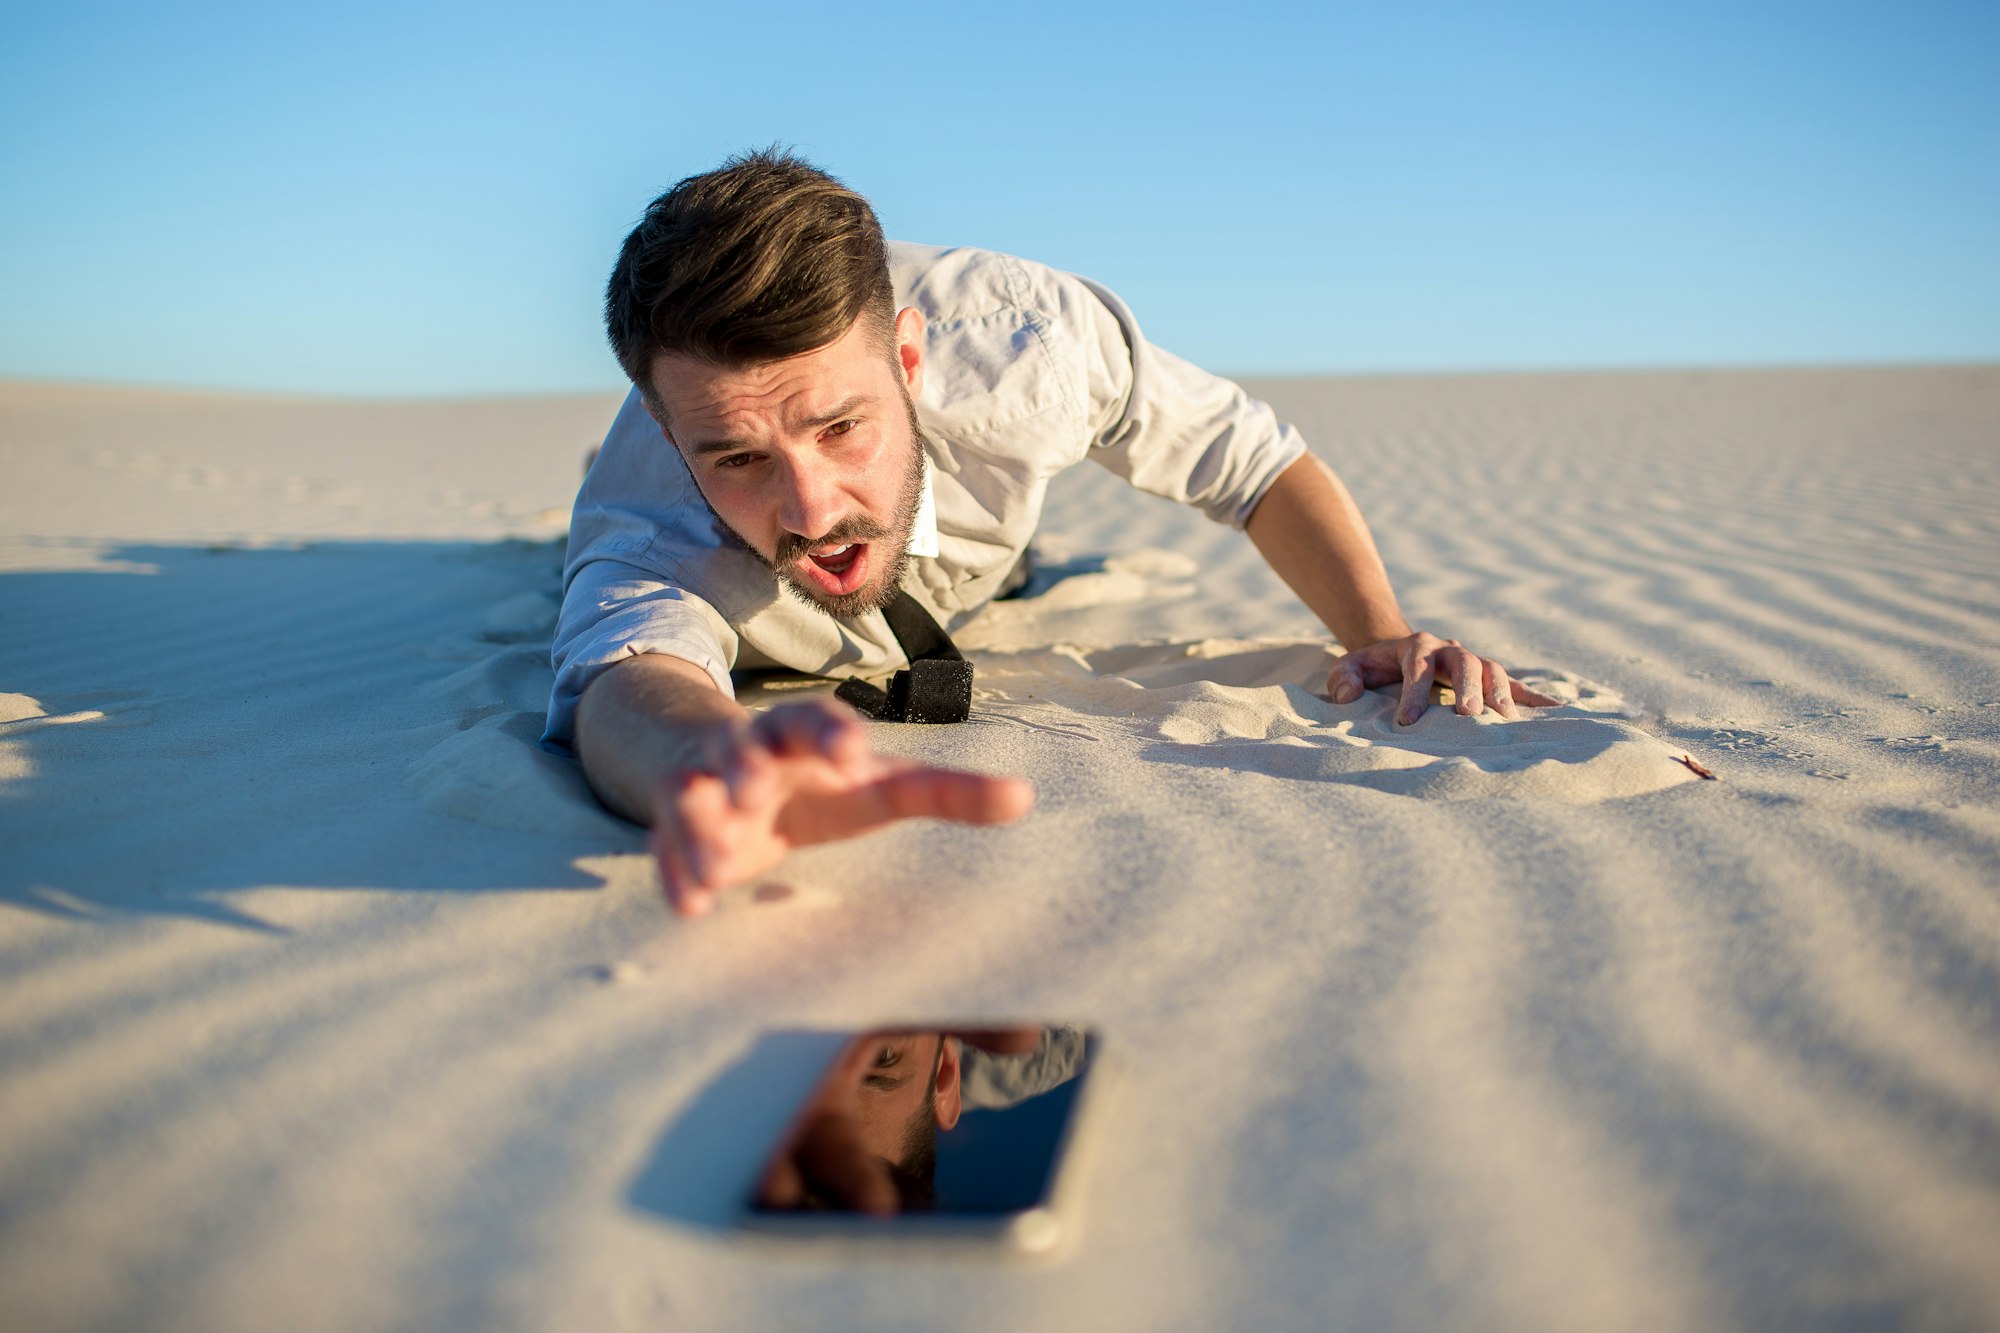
[624,1030,849,1232]
[0,539,637,930]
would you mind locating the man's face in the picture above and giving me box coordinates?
[848,1031,960,1166]
[752,1030,963,1214]
[649,307,927,618]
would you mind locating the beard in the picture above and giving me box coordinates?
[723,389,927,621]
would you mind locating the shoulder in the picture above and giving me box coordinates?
[888,241,1113,438]
[888,240,1104,332]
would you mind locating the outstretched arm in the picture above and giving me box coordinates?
[1246,453,1558,724]
[575,655,1034,916]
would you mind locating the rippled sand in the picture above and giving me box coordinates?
[2,367,1997,1331]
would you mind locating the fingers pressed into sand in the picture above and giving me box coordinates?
[1328,654,1368,704]
[1332,639,1407,702]
[1483,658,1522,718]
[1398,641,1439,726]
[1447,646,1485,716]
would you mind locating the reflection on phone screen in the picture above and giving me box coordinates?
[749,1025,1094,1224]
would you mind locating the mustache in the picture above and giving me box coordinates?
[773,513,895,566]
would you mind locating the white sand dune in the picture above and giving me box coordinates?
[3,367,1998,1331]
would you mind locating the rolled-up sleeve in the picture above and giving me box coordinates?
[1063,273,1305,529]
[541,558,738,754]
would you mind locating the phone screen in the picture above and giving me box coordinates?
[744,1024,1099,1246]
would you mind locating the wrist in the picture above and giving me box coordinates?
[1339,616,1413,649]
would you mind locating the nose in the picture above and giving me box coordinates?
[776,455,843,540]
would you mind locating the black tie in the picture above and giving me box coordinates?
[834,590,974,724]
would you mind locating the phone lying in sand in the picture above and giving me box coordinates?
[742,1024,1103,1254]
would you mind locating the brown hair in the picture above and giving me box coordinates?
[605,148,896,414]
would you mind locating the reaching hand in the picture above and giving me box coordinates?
[1326,631,1561,725]
[648,697,1035,917]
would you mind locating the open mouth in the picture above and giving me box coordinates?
[796,541,871,597]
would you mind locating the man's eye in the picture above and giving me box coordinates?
[714,454,756,470]
[826,419,858,437]
[874,1045,900,1068]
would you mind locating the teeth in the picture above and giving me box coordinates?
[815,544,854,557]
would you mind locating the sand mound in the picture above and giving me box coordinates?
[966,633,1687,803]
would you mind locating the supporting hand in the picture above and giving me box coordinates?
[1326,631,1561,725]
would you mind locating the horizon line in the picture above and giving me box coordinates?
[3,356,1997,404]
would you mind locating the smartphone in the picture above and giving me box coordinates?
[741,1023,1103,1254]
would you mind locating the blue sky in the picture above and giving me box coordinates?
[2,1,1995,395]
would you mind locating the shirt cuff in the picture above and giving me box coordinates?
[542,573,736,754]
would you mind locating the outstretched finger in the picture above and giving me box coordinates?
[819,767,1035,839]
[1512,679,1564,708]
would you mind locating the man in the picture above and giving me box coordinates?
[549,150,1556,917]
[754,1030,963,1215]
[751,1024,1080,1215]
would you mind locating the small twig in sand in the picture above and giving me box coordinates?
[1678,753,1718,780]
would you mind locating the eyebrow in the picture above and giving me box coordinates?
[682,395,873,458]
[684,436,749,459]
[863,1070,914,1094]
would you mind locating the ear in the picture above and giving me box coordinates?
[932,1034,962,1132]
[895,306,927,403]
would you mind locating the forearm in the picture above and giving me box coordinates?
[1246,453,1412,649]
[573,653,745,824]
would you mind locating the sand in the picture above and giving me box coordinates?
[2,366,1998,1331]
